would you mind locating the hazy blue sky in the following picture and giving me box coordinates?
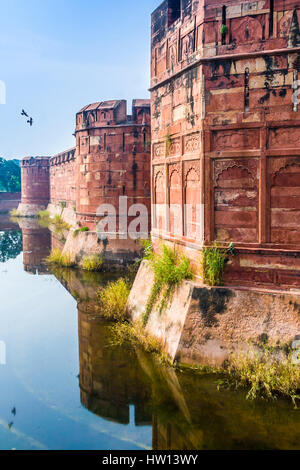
[0,0,159,159]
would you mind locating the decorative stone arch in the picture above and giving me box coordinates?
[153,167,165,230]
[272,160,300,185]
[270,159,300,245]
[213,159,259,243]
[214,163,256,188]
[168,164,182,236]
[184,163,201,240]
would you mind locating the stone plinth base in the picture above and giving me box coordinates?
[17,203,47,218]
[62,230,143,269]
[128,261,300,366]
[47,203,76,227]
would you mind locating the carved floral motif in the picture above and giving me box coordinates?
[184,133,201,153]
[153,142,165,159]
[168,138,181,156]
[269,127,300,149]
[212,129,259,151]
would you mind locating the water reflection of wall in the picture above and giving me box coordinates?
[0,214,20,232]
[78,308,152,426]
[48,250,300,450]
[18,219,51,274]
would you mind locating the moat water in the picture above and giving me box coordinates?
[0,217,299,450]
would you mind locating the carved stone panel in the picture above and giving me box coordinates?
[269,127,300,149]
[212,129,259,152]
[184,133,201,154]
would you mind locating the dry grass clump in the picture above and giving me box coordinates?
[202,242,227,286]
[46,248,75,268]
[224,349,300,405]
[81,254,103,272]
[110,320,167,361]
[97,278,131,321]
[143,244,193,325]
[10,209,21,218]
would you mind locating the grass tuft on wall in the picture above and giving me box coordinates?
[81,254,103,272]
[46,248,75,268]
[143,244,193,326]
[202,242,227,286]
[97,278,131,321]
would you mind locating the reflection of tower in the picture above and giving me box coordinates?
[18,219,51,274]
[78,307,152,426]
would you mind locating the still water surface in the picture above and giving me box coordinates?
[0,218,299,450]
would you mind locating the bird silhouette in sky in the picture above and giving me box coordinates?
[27,117,33,126]
[21,109,29,117]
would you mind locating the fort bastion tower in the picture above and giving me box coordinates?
[150,0,300,289]
[18,99,151,265]
[75,100,151,231]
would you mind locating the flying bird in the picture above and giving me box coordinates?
[27,117,33,126]
[21,109,29,117]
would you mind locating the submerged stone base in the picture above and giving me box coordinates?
[47,203,77,227]
[17,203,47,218]
[62,230,143,269]
[128,261,300,366]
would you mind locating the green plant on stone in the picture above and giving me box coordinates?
[140,237,153,260]
[81,254,103,272]
[97,278,131,321]
[45,248,75,268]
[165,129,172,156]
[79,226,89,232]
[225,348,300,406]
[220,24,228,35]
[109,319,168,362]
[37,209,51,220]
[202,242,227,287]
[37,210,52,228]
[52,214,71,233]
[9,209,21,218]
[143,244,193,326]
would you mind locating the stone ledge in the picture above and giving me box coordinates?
[128,260,300,366]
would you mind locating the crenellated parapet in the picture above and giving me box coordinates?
[50,148,76,166]
[49,148,76,210]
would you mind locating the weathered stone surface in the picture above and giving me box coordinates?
[150,0,300,289]
[62,230,142,268]
[129,261,300,365]
[18,157,50,216]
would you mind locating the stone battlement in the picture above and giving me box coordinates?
[50,148,76,166]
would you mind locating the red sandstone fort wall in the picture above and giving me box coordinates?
[150,0,300,289]
[50,148,76,210]
[75,100,151,231]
